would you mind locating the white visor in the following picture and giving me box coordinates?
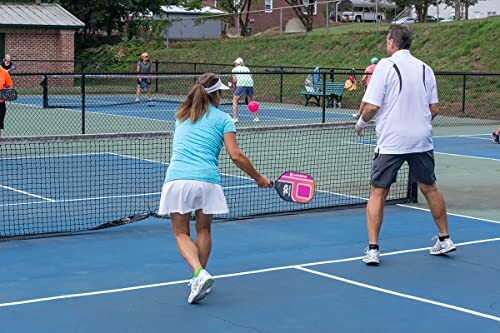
[205,79,230,94]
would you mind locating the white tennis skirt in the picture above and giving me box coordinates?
[158,180,229,215]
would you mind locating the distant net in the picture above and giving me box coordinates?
[42,74,238,109]
[0,123,412,239]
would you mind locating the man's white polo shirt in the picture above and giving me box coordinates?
[362,50,439,154]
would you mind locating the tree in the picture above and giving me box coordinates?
[217,0,255,37]
[444,0,483,20]
[393,0,434,22]
[283,0,316,32]
[51,0,167,38]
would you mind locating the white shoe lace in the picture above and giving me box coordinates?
[431,236,443,252]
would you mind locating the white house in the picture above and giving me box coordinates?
[428,0,500,19]
[159,6,226,40]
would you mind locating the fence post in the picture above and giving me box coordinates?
[326,2,329,34]
[155,60,159,93]
[41,74,48,108]
[279,67,284,104]
[322,72,327,123]
[280,9,283,34]
[408,179,418,203]
[81,73,86,134]
[461,74,466,113]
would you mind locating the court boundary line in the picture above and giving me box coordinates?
[295,266,500,322]
[432,151,499,162]
[355,140,500,162]
[398,204,500,224]
[432,134,490,138]
[0,185,55,202]
[1,237,498,309]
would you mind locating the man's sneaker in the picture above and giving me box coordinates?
[187,270,214,304]
[352,113,360,120]
[253,117,260,122]
[233,118,238,123]
[362,247,380,265]
[429,237,456,255]
[135,97,140,102]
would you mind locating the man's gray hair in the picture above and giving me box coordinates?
[388,25,412,50]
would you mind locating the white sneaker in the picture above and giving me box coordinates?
[253,117,260,122]
[362,247,380,265]
[352,113,360,120]
[135,98,140,102]
[233,118,238,123]
[187,270,214,304]
[429,237,456,255]
[205,287,212,294]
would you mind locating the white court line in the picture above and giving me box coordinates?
[295,266,500,322]
[0,237,498,309]
[351,141,500,162]
[0,185,55,202]
[0,184,259,208]
[432,151,500,162]
[433,133,490,138]
[0,152,106,161]
[398,204,500,225]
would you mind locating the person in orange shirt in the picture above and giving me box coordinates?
[353,57,379,120]
[0,67,13,136]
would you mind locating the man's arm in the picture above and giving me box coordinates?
[429,103,439,120]
[354,103,379,136]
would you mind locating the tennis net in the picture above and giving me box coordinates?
[42,74,237,109]
[0,123,413,239]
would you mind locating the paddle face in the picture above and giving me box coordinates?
[0,88,17,101]
[274,171,315,204]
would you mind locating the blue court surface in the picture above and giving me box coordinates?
[1,205,499,332]
[14,95,355,123]
[432,134,499,160]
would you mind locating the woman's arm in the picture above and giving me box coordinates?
[223,132,272,188]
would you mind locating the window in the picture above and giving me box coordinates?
[302,0,317,15]
[487,11,497,17]
[265,0,272,13]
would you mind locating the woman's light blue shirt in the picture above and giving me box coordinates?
[165,104,236,185]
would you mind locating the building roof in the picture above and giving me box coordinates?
[0,3,85,29]
[160,5,226,15]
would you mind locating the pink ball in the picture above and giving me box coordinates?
[248,101,259,113]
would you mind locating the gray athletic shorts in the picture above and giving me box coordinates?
[371,150,436,188]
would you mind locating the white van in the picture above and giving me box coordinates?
[342,7,385,22]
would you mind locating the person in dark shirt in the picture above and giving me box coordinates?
[1,54,16,74]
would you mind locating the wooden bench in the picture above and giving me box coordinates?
[300,82,344,108]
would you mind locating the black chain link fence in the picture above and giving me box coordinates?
[4,70,499,137]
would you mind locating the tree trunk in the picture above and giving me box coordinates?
[455,0,461,20]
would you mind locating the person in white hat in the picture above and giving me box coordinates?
[158,72,271,304]
[231,57,259,123]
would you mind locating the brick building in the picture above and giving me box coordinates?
[0,2,84,74]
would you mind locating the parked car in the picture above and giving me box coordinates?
[441,15,455,22]
[392,16,416,24]
[426,15,439,22]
